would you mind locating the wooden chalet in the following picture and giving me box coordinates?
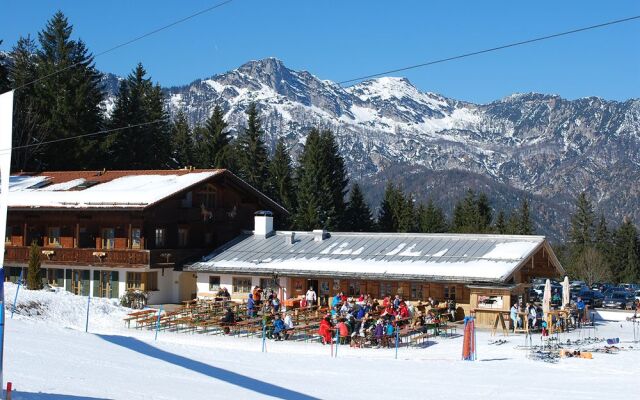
[4,169,287,303]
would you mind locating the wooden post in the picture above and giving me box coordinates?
[75,223,80,248]
[22,222,27,246]
[128,223,132,249]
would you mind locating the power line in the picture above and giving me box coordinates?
[0,120,164,154]
[338,15,640,85]
[3,14,639,155]
[11,0,235,92]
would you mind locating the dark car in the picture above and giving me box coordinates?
[602,291,634,309]
[571,289,604,308]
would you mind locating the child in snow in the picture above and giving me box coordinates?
[318,315,334,345]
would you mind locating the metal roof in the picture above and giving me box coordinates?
[187,231,563,283]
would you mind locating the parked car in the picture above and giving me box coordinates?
[572,289,602,308]
[634,290,640,302]
[602,291,635,309]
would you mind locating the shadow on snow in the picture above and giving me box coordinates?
[6,391,110,400]
[97,334,319,400]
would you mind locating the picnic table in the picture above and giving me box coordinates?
[123,309,156,328]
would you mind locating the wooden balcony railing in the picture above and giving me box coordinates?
[5,246,150,267]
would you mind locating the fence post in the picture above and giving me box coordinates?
[154,305,163,341]
[262,321,267,353]
[334,326,340,358]
[10,270,23,319]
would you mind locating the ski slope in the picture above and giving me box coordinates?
[2,284,639,399]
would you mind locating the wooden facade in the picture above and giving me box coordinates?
[5,169,287,302]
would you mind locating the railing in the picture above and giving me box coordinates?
[5,246,150,266]
[150,248,208,268]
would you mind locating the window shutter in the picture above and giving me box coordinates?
[110,271,119,299]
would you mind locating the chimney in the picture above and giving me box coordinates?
[285,232,295,245]
[313,229,328,242]
[254,210,274,238]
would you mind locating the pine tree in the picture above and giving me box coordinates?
[0,39,9,93]
[397,192,415,233]
[344,183,374,232]
[104,63,171,169]
[611,217,640,283]
[34,11,104,169]
[569,192,595,253]
[235,103,269,192]
[268,138,296,226]
[518,198,534,235]
[8,36,46,171]
[199,105,233,168]
[417,199,448,233]
[377,182,398,232]
[452,189,492,233]
[594,214,612,265]
[294,128,348,231]
[477,192,493,232]
[27,241,43,290]
[171,109,194,167]
[505,213,520,235]
[495,210,507,234]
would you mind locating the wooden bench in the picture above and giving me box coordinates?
[123,309,156,328]
[410,332,434,346]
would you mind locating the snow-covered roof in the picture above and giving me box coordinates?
[6,170,223,209]
[187,231,563,283]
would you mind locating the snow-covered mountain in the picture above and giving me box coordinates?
[104,58,640,239]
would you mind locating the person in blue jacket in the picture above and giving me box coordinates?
[272,314,286,341]
[576,297,585,326]
[247,293,255,317]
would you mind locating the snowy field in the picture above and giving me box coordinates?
[2,284,639,400]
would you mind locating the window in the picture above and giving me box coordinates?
[155,228,166,248]
[444,285,456,300]
[101,228,115,249]
[380,282,393,298]
[260,277,278,292]
[146,272,158,291]
[200,184,217,209]
[209,276,221,292]
[131,228,141,249]
[126,272,143,290]
[232,277,252,294]
[348,280,362,296]
[411,283,423,300]
[48,227,61,246]
[178,228,189,247]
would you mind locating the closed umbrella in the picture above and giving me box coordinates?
[543,279,551,314]
[562,276,570,310]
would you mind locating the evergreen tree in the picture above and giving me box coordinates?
[199,105,233,168]
[494,210,507,234]
[344,183,374,232]
[569,192,595,253]
[417,199,448,233]
[171,109,194,167]
[27,241,43,290]
[0,39,9,93]
[235,103,269,192]
[267,138,296,225]
[104,63,171,169]
[594,214,612,262]
[34,11,104,169]
[518,198,534,235]
[505,213,520,235]
[452,189,492,233]
[294,128,349,231]
[611,217,640,283]
[397,192,415,233]
[8,36,45,171]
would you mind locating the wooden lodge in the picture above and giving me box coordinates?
[4,169,286,303]
[186,214,565,327]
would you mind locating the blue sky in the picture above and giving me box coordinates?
[1,0,639,103]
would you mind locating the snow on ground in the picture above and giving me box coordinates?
[3,283,639,399]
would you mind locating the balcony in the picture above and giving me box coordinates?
[5,246,150,268]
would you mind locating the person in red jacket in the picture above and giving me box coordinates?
[398,302,410,319]
[318,315,334,345]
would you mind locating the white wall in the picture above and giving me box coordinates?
[147,269,178,304]
[195,273,288,301]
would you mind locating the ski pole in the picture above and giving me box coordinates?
[11,270,23,319]
[335,327,340,358]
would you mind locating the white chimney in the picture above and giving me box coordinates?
[254,211,274,238]
[313,229,328,242]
